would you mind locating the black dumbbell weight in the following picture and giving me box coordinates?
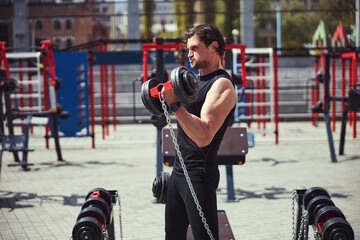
[170,66,198,104]
[85,188,112,208]
[315,206,354,240]
[306,195,334,224]
[152,171,170,203]
[77,206,107,226]
[81,197,110,219]
[303,187,330,210]
[141,66,198,115]
[72,216,103,240]
[141,78,163,115]
[321,217,354,240]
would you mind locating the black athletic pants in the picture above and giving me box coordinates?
[165,170,220,240]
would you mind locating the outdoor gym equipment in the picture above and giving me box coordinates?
[71,188,236,240]
[292,187,354,240]
[72,188,121,240]
[310,53,359,162]
[0,41,67,170]
[141,66,198,115]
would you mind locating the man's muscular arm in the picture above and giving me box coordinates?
[164,78,236,148]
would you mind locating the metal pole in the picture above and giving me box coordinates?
[356,0,359,47]
[224,165,238,202]
[323,55,337,163]
[276,2,281,55]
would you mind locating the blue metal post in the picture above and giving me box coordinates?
[224,165,239,202]
[276,2,281,55]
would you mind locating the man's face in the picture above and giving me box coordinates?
[186,34,211,70]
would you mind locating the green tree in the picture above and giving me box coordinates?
[215,0,240,38]
[203,0,216,24]
[141,0,156,39]
[173,0,196,37]
[254,0,274,47]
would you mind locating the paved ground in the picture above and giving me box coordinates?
[0,120,359,240]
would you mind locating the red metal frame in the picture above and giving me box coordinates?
[331,58,336,132]
[39,40,57,149]
[273,51,279,144]
[88,52,96,148]
[142,42,184,83]
[0,42,10,77]
[341,52,358,139]
[19,60,25,133]
[256,60,261,130]
[27,60,34,134]
[111,64,116,131]
[312,58,319,126]
[98,42,106,140]
[261,57,266,135]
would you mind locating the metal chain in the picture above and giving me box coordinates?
[296,209,309,240]
[103,227,108,239]
[116,191,124,240]
[314,229,322,240]
[291,190,296,240]
[159,94,215,240]
[291,191,309,240]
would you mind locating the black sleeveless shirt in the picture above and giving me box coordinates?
[174,69,235,175]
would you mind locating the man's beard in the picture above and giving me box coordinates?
[191,59,208,70]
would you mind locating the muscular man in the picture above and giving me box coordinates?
[163,24,236,240]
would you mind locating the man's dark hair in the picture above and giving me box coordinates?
[184,24,226,57]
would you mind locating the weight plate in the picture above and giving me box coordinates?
[141,78,163,115]
[72,216,102,240]
[77,206,107,225]
[321,217,354,240]
[182,70,198,96]
[171,66,198,104]
[315,205,345,226]
[303,187,330,209]
[159,172,170,203]
[82,197,110,218]
[85,188,112,208]
[152,171,169,203]
[152,175,161,198]
[306,196,334,223]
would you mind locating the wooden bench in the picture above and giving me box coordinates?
[162,127,249,166]
[186,210,235,240]
[162,127,249,202]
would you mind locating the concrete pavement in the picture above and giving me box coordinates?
[0,121,359,240]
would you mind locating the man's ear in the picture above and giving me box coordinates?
[211,41,219,52]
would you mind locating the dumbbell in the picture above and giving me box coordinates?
[152,171,170,203]
[72,188,112,240]
[141,66,198,115]
[302,187,334,224]
[314,206,354,240]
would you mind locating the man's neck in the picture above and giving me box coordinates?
[199,61,223,76]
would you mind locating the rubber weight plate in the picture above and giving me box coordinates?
[85,188,112,208]
[306,196,334,224]
[321,217,354,240]
[82,197,110,218]
[141,78,163,115]
[303,186,330,209]
[315,206,345,226]
[171,66,198,104]
[152,171,170,204]
[77,206,107,225]
[159,171,170,203]
[72,216,103,240]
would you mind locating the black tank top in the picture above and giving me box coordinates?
[174,69,235,175]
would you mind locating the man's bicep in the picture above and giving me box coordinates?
[201,79,236,133]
